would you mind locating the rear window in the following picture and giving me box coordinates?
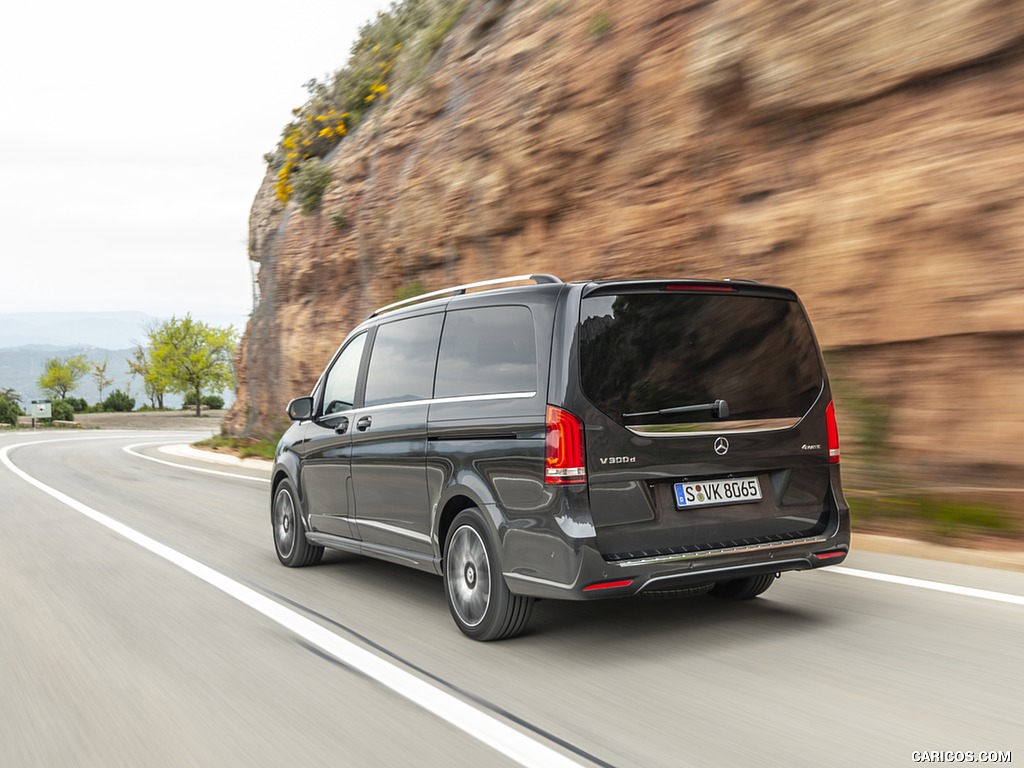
[579,292,823,428]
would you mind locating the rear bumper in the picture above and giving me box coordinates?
[502,484,851,600]
[504,530,849,599]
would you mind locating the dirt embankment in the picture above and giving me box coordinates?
[17,410,227,431]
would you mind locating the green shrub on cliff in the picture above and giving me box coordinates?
[293,158,333,213]
[268,0,474,204]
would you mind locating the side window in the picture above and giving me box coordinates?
[363,313,443,407]
[321,332,367,416]
[435,306,537,398]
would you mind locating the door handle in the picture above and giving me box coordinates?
[334,417,349,435]
[356,415,372,432]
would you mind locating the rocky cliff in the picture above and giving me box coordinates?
[228,0,1024,493]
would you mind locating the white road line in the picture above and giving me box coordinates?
[824,566,1024,606]
[123,442,271,483]
[0,439,584,768]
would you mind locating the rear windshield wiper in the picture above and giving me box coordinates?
[623,399,729,419]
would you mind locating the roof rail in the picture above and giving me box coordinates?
[369,274,562,317]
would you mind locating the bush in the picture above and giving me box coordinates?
[52,400,75,421]
[0,398,20,426]
[202,395,225,410]
[103,389,135,412]
[67,396,88,412]
[183,393,224,410]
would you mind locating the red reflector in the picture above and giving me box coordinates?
[814,549,846,561]
[826,401,840,464]
[664,284,736,292]
[545,405,586,484]
[583,579,634,592]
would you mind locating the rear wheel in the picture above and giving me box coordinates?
[709,573,776,600]
[444,509,533,641]
[272,479,323,567]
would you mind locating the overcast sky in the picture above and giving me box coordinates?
[1,0,389,318]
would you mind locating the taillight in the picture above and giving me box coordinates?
[826,401,840,464]
[545,405,587,484]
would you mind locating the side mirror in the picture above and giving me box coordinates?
[287,396,313,421]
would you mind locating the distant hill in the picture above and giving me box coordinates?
[0,345,139,407]
[0,311,247,349]
[0,312,246,410]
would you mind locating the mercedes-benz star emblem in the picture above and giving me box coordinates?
[714,437,729,456]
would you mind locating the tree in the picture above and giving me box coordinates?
[92,358,114,404]
[146,315,238,417]
[128,341,171,409]
[38,354,90,400]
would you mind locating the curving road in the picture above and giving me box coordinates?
[1,430,1020,767]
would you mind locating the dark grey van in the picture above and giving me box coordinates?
[271,275,850,640]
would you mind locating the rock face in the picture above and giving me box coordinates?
[229,0,1024,490]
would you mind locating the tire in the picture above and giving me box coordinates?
[709,573,776,600]
[443,509,534,641]
[272,479,324,567]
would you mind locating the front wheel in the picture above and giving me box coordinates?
[709,573,776,600]
[272,479,323,567]
[443,509,533,641]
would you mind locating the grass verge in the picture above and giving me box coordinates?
[194,435,277,461]
[848,492,1019,542]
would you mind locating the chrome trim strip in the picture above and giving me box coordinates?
[349,391,537,413]
[355,519,432,544]
[431,391,537,406]
[503,572,577,590]
[626,417,801,438]
[641,559,807,590]
[610,535,830,568]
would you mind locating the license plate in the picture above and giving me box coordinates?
[674,477,762,509]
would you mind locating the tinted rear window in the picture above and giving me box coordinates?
[579,292,823,425]
[435,306,537,398]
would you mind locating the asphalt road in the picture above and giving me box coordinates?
[1,430,1020,767]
